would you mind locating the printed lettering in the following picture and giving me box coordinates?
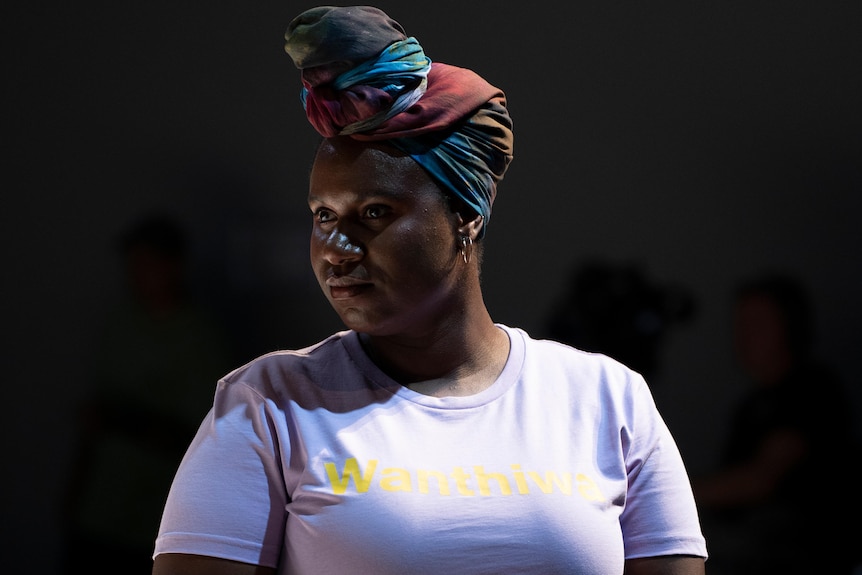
[474,465,513,496]
[322,458,603,500]
[450,466,475,496]
[576,473,606,502]
[324,458,378,495]
[380,467,413,492]
[527,471,573,495]
[417,469,451,495]
[510,464,531,494]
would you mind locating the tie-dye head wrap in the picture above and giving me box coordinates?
[284,5,514,237]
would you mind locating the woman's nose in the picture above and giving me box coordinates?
[320,227,364,265]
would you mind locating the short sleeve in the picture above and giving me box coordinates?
[619,377,707,559]
[153,380,288,568]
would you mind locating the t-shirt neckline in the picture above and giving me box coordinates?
[340,324,526,409]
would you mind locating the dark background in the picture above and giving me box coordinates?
[4,1,861,572]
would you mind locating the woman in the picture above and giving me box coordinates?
[152,6,707,574]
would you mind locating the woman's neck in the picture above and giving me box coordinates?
[359,313,510,397]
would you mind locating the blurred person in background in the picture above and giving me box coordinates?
[692,272,859,574]
[62,212,233,575]
[544,259,695,382]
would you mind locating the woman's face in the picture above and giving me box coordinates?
[308,138,463,336]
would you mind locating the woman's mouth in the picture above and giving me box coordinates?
[326,276,372,299]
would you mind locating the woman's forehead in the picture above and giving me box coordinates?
[315,137,406,165]
[311,138,438,194]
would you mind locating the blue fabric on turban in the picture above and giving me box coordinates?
[284,5,513,237]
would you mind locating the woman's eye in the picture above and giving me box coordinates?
[314,209,334,223]
[364,205,388,219]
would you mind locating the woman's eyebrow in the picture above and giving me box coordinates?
[308,187,409,204]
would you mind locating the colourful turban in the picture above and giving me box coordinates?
[284,5,514,237]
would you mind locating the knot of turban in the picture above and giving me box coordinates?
[284,5,514,237]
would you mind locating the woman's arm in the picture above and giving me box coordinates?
[154,552,705,575]
[152,553,277,575]
[624,555,706,575]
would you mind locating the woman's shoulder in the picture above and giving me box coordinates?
[230,330,349,370]
[508,325,640,372]
[501,324,648,395]
[502,325,660,427]
[218,330,361,396]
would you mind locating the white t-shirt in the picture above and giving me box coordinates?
[154,325,707,574]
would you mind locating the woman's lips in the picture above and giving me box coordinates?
[326,276,372,299]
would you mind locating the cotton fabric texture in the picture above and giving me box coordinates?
[153,325,707,573]
[283,5,513,236]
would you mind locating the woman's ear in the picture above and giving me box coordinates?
[457,212,485,242]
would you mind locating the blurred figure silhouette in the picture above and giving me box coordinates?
[692,272,859,575]
[544,259,695,380]
[62,212,233,575]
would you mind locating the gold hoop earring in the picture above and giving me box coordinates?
[460,236,473,264]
